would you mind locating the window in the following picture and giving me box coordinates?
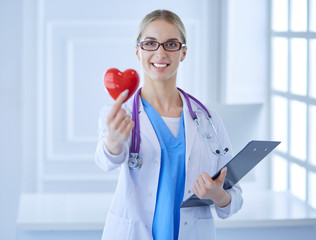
[270,0,316,207]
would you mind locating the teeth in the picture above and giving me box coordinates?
[153,63,167,68]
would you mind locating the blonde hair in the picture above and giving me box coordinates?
[136,9,187,44]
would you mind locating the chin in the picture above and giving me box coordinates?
[152,75,174,83]
[153,71,178,82]
[143,68,177,83]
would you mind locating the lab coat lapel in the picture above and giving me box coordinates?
[137,97,161,155]
[180,93,197,169]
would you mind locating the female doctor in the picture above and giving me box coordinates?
[95,9,243,240]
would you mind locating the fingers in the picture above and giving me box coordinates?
[217,167,227,183]
[117,115,134,134]
[200,172,213,184]
[193,170,226,199]
[193,173,210,199]
[104,113,134,155]
[106,89,134,136]
[193,169,228,202]
[109,109,134,139]
[193,185,201,198]
[123,120,135,137]
[106,90,129,124]
[112,109,129,129]
[104,89,135,153]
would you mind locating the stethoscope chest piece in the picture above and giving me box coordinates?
[128,153,142,170]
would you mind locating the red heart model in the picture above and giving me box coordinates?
[104,68,139,102]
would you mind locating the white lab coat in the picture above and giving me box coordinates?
[95,91,243,240]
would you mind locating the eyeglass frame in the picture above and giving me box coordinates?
[137,40,186,52]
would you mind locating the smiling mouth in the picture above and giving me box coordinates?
[152,63,169,68]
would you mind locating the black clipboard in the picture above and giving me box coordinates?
[181,140,281,208]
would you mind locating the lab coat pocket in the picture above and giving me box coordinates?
[102,211,132,240]
[197,218,215,240]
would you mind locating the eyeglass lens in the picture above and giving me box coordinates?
[140,41,183,51]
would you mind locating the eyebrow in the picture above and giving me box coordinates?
[143,37,180,42]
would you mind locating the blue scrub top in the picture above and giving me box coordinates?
[141,98,186,240]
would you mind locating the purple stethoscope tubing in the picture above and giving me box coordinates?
[128,87,228,170]
[131,88,141,154]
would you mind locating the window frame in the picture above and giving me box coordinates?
[269,0,316,207]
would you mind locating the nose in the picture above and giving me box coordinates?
[155,44,167,58]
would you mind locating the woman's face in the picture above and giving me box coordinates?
[136,19,187,83]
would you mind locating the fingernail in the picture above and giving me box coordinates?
[122,89,129,96]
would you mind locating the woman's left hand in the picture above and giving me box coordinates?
[193,168,232,208]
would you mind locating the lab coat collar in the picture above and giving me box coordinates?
[134,95,161,156]
[179,91,197,169]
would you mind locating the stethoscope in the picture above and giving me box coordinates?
[128,87,229,170]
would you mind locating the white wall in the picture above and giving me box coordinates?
[0,0,23,239]
[220,0,268,104]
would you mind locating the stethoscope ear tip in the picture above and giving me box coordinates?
[215,148,229,155]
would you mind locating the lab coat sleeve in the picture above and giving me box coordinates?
[94,104,130,172]
[215,183,243,219]
[210,110,244,219]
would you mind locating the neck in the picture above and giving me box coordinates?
[140,80,183,117]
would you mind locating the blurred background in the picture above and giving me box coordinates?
[1,0,316,239]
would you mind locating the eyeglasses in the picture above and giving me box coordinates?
[137,40,186,52]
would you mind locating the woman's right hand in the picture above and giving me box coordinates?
[104,90,135,155]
